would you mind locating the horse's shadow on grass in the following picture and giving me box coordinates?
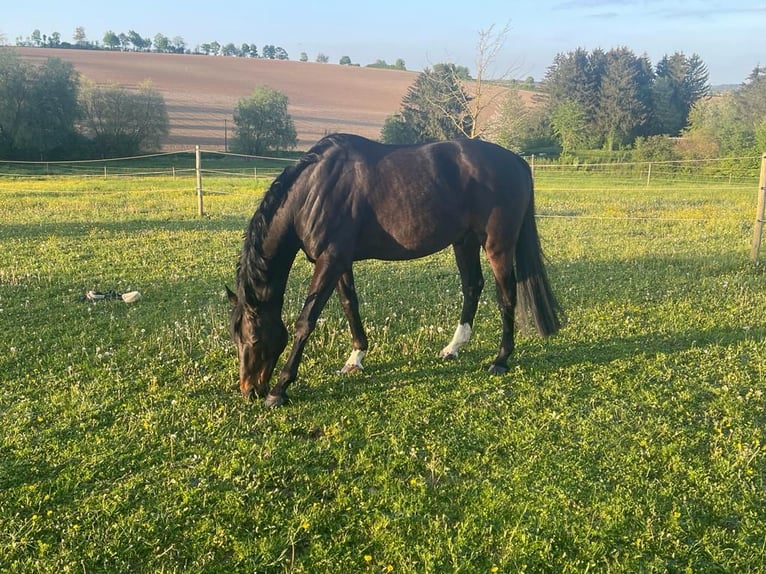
[290,251,763,406]
[285,317,764,408]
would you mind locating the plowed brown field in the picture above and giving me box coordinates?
[17,47,419,151]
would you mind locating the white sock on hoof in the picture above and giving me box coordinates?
[341,349,366,373]
[439,323,472,358]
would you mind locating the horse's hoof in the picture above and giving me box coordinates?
[438,349,458,360]
[264,393,287,408]
[487,364,508,375]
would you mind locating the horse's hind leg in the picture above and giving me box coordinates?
[440,234,484,359]
[336,269,368,373]
[486,250,517,374]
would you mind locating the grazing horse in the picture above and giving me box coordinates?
[228,133,562,407]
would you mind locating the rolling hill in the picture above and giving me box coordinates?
[17,47,420,151]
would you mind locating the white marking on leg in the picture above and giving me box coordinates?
[341,349,366,374]
[439,323,472,359]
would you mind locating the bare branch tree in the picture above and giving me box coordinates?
[468,22,513,138]
[424,22,515,139]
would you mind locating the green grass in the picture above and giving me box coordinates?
[1,171,765,573]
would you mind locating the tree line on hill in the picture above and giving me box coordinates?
[13,26,292,61]
[12,27,410,68]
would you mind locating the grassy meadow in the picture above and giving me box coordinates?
[1,169,765,573]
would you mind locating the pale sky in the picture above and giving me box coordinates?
[3,0,764,85]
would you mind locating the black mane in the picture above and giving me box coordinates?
[237,139,341,304]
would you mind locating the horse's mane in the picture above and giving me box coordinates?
[237,136,342,304]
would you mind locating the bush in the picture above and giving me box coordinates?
[633,135,680,163]
[231,86,297,155]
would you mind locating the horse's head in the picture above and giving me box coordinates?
[226,286,288,400]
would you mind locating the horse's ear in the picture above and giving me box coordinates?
[225,285,238,305]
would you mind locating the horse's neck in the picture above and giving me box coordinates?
[249,211,300,309]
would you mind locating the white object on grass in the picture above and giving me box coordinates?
[121,291,142,303]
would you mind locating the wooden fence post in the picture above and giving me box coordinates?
[196,145,204,217]
[751,153,766,262]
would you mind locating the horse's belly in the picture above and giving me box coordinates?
[353,216,463,261]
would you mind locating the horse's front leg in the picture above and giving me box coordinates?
[265,258,344,407]
[336,269,368,374]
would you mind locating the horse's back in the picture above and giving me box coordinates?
[295,135,534,261]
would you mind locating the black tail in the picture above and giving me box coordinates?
[515,193,564,337]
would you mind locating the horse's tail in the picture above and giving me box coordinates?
[515,183,564,337]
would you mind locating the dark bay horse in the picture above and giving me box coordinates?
[228,133,562,407]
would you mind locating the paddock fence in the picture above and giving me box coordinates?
[2,148,764,258]
[0,148,296,180]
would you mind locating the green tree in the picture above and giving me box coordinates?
[0,50,31,156]
[380,114,419,144]
[651,75,685,135]
[0,50,79,159]
[595,48,653,149]
[551,99,591,155]
[383,64,472,143]
[173,36,186,53]
[633,134,680,162]
[683,66,765,159]
[73,26,87,47]
[733,67,766,136]
[128,30,149,51]
[544,47,602,136]
[231,86,297,154]
[367,59,390,69]
[23,58,80,157]
[546,46,711,150]
[490,89,542,153]
[79,80,169,157]
[153,33,171,53]
[339,55,352,66]
[103,30,120,50]
[684,54,710,107]
[263,45,276,59]
[652,52,709,135]
[367,59,411,71]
